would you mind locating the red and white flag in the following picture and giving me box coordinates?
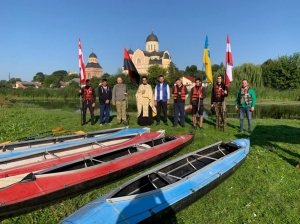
[225,35,233,86]
[78,38,86,85]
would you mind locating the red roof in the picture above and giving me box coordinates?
[183,76,195,82]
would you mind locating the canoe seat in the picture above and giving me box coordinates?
[148,174,158,189]
[156,172,182,184]
[136,144,151,151]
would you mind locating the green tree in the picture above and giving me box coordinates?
[64,74,79,82]
[147,64,167,87]
[231,63,263,90]
[43,75,60,88]
[262,53,300,90]
[32,72,45,83]
[68,80,80,89]
[52,70,68,82]
[8,77,22,84]
[102,73,110,80]
[0,80,11,88]
[167,62,182,85]
[90,76,101,90]
[185,65,198,76]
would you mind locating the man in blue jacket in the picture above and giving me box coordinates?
[98,79,112,126]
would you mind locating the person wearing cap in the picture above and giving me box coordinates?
[98,78,112,126]
[79,79,96,125]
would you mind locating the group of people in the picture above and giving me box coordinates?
[79,75,256,133]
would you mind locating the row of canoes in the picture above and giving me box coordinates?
[0,127,250,223]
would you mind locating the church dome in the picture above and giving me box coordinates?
[128,49,134,54]
[146,32,159,43]
[89,52,97,58]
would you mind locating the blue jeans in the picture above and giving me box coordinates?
[239,107,252,131]
[100,104,110,124]
[174,102,185,126]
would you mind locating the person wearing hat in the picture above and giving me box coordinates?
[79,79,96,125]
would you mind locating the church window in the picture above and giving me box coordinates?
[137,58,141,64]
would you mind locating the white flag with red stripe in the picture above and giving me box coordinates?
[225,35,233,86]
[78,38,86,85]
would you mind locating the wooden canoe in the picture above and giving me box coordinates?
[61,138,249,224]
[0,134,194,217]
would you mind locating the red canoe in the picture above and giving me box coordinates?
[0,134,194,217]
[0,131,164,179]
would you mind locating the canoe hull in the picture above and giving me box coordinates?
[139,155,246,223]
[0,134,193,217]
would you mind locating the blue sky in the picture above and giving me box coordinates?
[1,0,299,81]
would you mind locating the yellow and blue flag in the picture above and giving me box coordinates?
[203,35,213,84]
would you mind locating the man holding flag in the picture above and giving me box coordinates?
[211,35,232,130]
[211,75,228,129]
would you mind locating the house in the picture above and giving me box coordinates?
[14,81,41,89]
[60,78,80,88]
[182,76,195,89]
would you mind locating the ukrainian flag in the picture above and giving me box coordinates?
[203,35,213,84]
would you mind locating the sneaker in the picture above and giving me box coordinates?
[156,122,160,126]
[238,130,243,133]
[190,125,196,130]
[164,122,168,126]
[199,127,204,130]
[181,125,185,128]
[99,124,103,126]
[123,121,128,125]
[106,123,111,125]
[117,121,121,125]
[172,125,177,127]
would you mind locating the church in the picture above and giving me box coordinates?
[123,32,172,74]
[85,52,103,79]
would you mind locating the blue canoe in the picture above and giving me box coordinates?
[0,128,149,161]
[61,138,250,224]
[0,127,126,152]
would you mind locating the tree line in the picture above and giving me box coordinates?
[0,52,299,101]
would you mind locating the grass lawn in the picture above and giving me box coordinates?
[0,105,299,223]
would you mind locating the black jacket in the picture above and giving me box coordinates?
[98,85,112,105]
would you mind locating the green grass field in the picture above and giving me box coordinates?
[0,105,299,223]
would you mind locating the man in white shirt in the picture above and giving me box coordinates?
[154,75,170,126]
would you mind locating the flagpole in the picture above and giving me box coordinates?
[79,70,83,126]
